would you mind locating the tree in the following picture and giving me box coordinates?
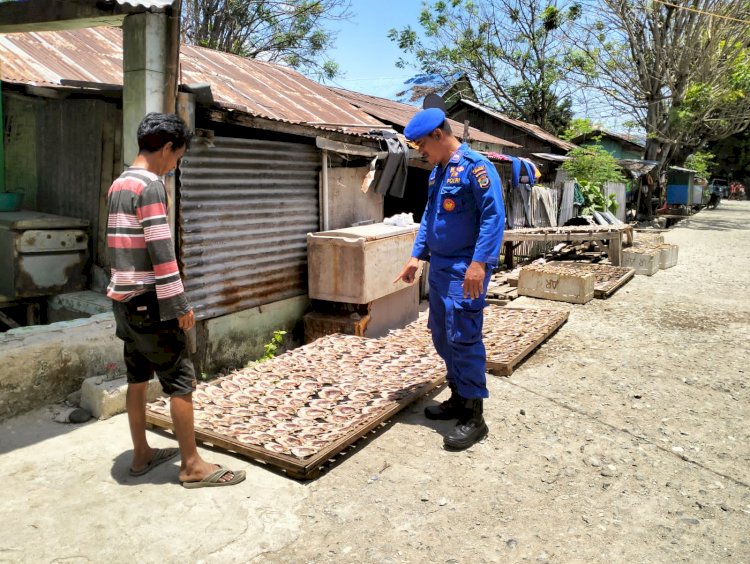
[560,117,594,141]
[568,0,750,169]
[388,0,581,135]
[563,144,625,185]
[708,128,750,185]
[182,0,351,80]
[684,151,716,180]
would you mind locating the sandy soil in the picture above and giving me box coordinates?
[0,200,748,563]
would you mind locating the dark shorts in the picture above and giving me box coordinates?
[112,292,196,396]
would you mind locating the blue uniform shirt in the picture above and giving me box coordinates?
[412,144,505,266]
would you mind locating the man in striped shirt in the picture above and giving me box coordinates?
[107,113,244,488]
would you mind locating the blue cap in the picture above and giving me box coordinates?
[404,108,446,141]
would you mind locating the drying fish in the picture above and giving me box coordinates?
[291,446,317,459]
[264,442,289,455]
[308,399,335,411]
[220,380,240,394]
[298,407,328,420]
[318,387,344,400]
[258,396,281,408]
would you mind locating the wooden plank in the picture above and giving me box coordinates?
[0,309,20,329]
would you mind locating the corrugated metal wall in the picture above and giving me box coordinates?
[178,136,320,320]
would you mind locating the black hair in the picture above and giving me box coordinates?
[137,112,192,153]
[440,120,452,135]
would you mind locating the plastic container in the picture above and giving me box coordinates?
[0,192,23,212]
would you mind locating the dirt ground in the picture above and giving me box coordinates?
[1,201,748,563]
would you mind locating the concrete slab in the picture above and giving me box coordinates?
[0,407,306,562]
[81,375,164,420]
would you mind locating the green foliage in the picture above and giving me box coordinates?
[182,0,351,80]
[684,151,716,180]
[561,118,594,141]
[388,0,580,134]
[563,145,624,215]
[257,330,287,363]
[576,181,618,215]
[563,145,625,185]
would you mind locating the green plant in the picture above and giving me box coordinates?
[563,145,626,186]
[257,330,287,363]
[684,151,715,180]
[577,180,618,215]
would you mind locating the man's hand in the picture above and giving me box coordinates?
[178,309,195,332]
[463,261,486,299]
[393,257,421,285]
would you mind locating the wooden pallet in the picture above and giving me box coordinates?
[146,334,445,480]
[146,376,442,481]
[544,261,636,298]
[384,305,569,377]
[484,307,569,375]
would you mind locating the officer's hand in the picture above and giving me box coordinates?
[394,257,421,285]
[178,309,195,332]
[463,261,486,299]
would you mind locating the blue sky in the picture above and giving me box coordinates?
[324,1,424,99]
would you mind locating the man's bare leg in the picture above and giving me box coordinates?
[127,381,157,472]
[170,393,235,483]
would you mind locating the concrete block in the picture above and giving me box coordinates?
[48,290,111,322]
[655,243,679,269]
[81,375,164,420]
[518,265,595,304]
[0,313,122,421]
[622,249,660,276]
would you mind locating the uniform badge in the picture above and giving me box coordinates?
[473,166,490,189]
[443,197,456,212]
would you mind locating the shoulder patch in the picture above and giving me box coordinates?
[472,165,491,189]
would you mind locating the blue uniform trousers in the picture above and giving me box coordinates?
[427,254,491,400]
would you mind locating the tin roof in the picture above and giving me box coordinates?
[570,129,646,151]
[0,27,385,134]
[456,99,576,152]
[330,87,520,149]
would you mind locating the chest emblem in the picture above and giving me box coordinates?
[442,197,456,212]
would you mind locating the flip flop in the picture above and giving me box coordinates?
[182,466,246,489]
[129,447,179,477]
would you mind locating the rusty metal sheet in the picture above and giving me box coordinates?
[178,136,320,320]
[458,99,575,152]
[330,86,520,149]
[0,27,384,135]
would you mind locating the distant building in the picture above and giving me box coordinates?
[569,129,645,160]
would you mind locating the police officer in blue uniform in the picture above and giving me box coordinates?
[395,107,505,449]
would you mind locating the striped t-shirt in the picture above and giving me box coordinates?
[106,167,190,321]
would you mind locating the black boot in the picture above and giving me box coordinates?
[424,382,461,420]
[443,398,489,450]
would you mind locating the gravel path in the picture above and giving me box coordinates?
[0,201,747,563]
[263,201,750,563]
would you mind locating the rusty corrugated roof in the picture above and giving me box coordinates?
[330,86,520,149]
[457,99,576,152]
[0,27,386,135]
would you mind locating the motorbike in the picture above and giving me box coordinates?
[707,190,721,209]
